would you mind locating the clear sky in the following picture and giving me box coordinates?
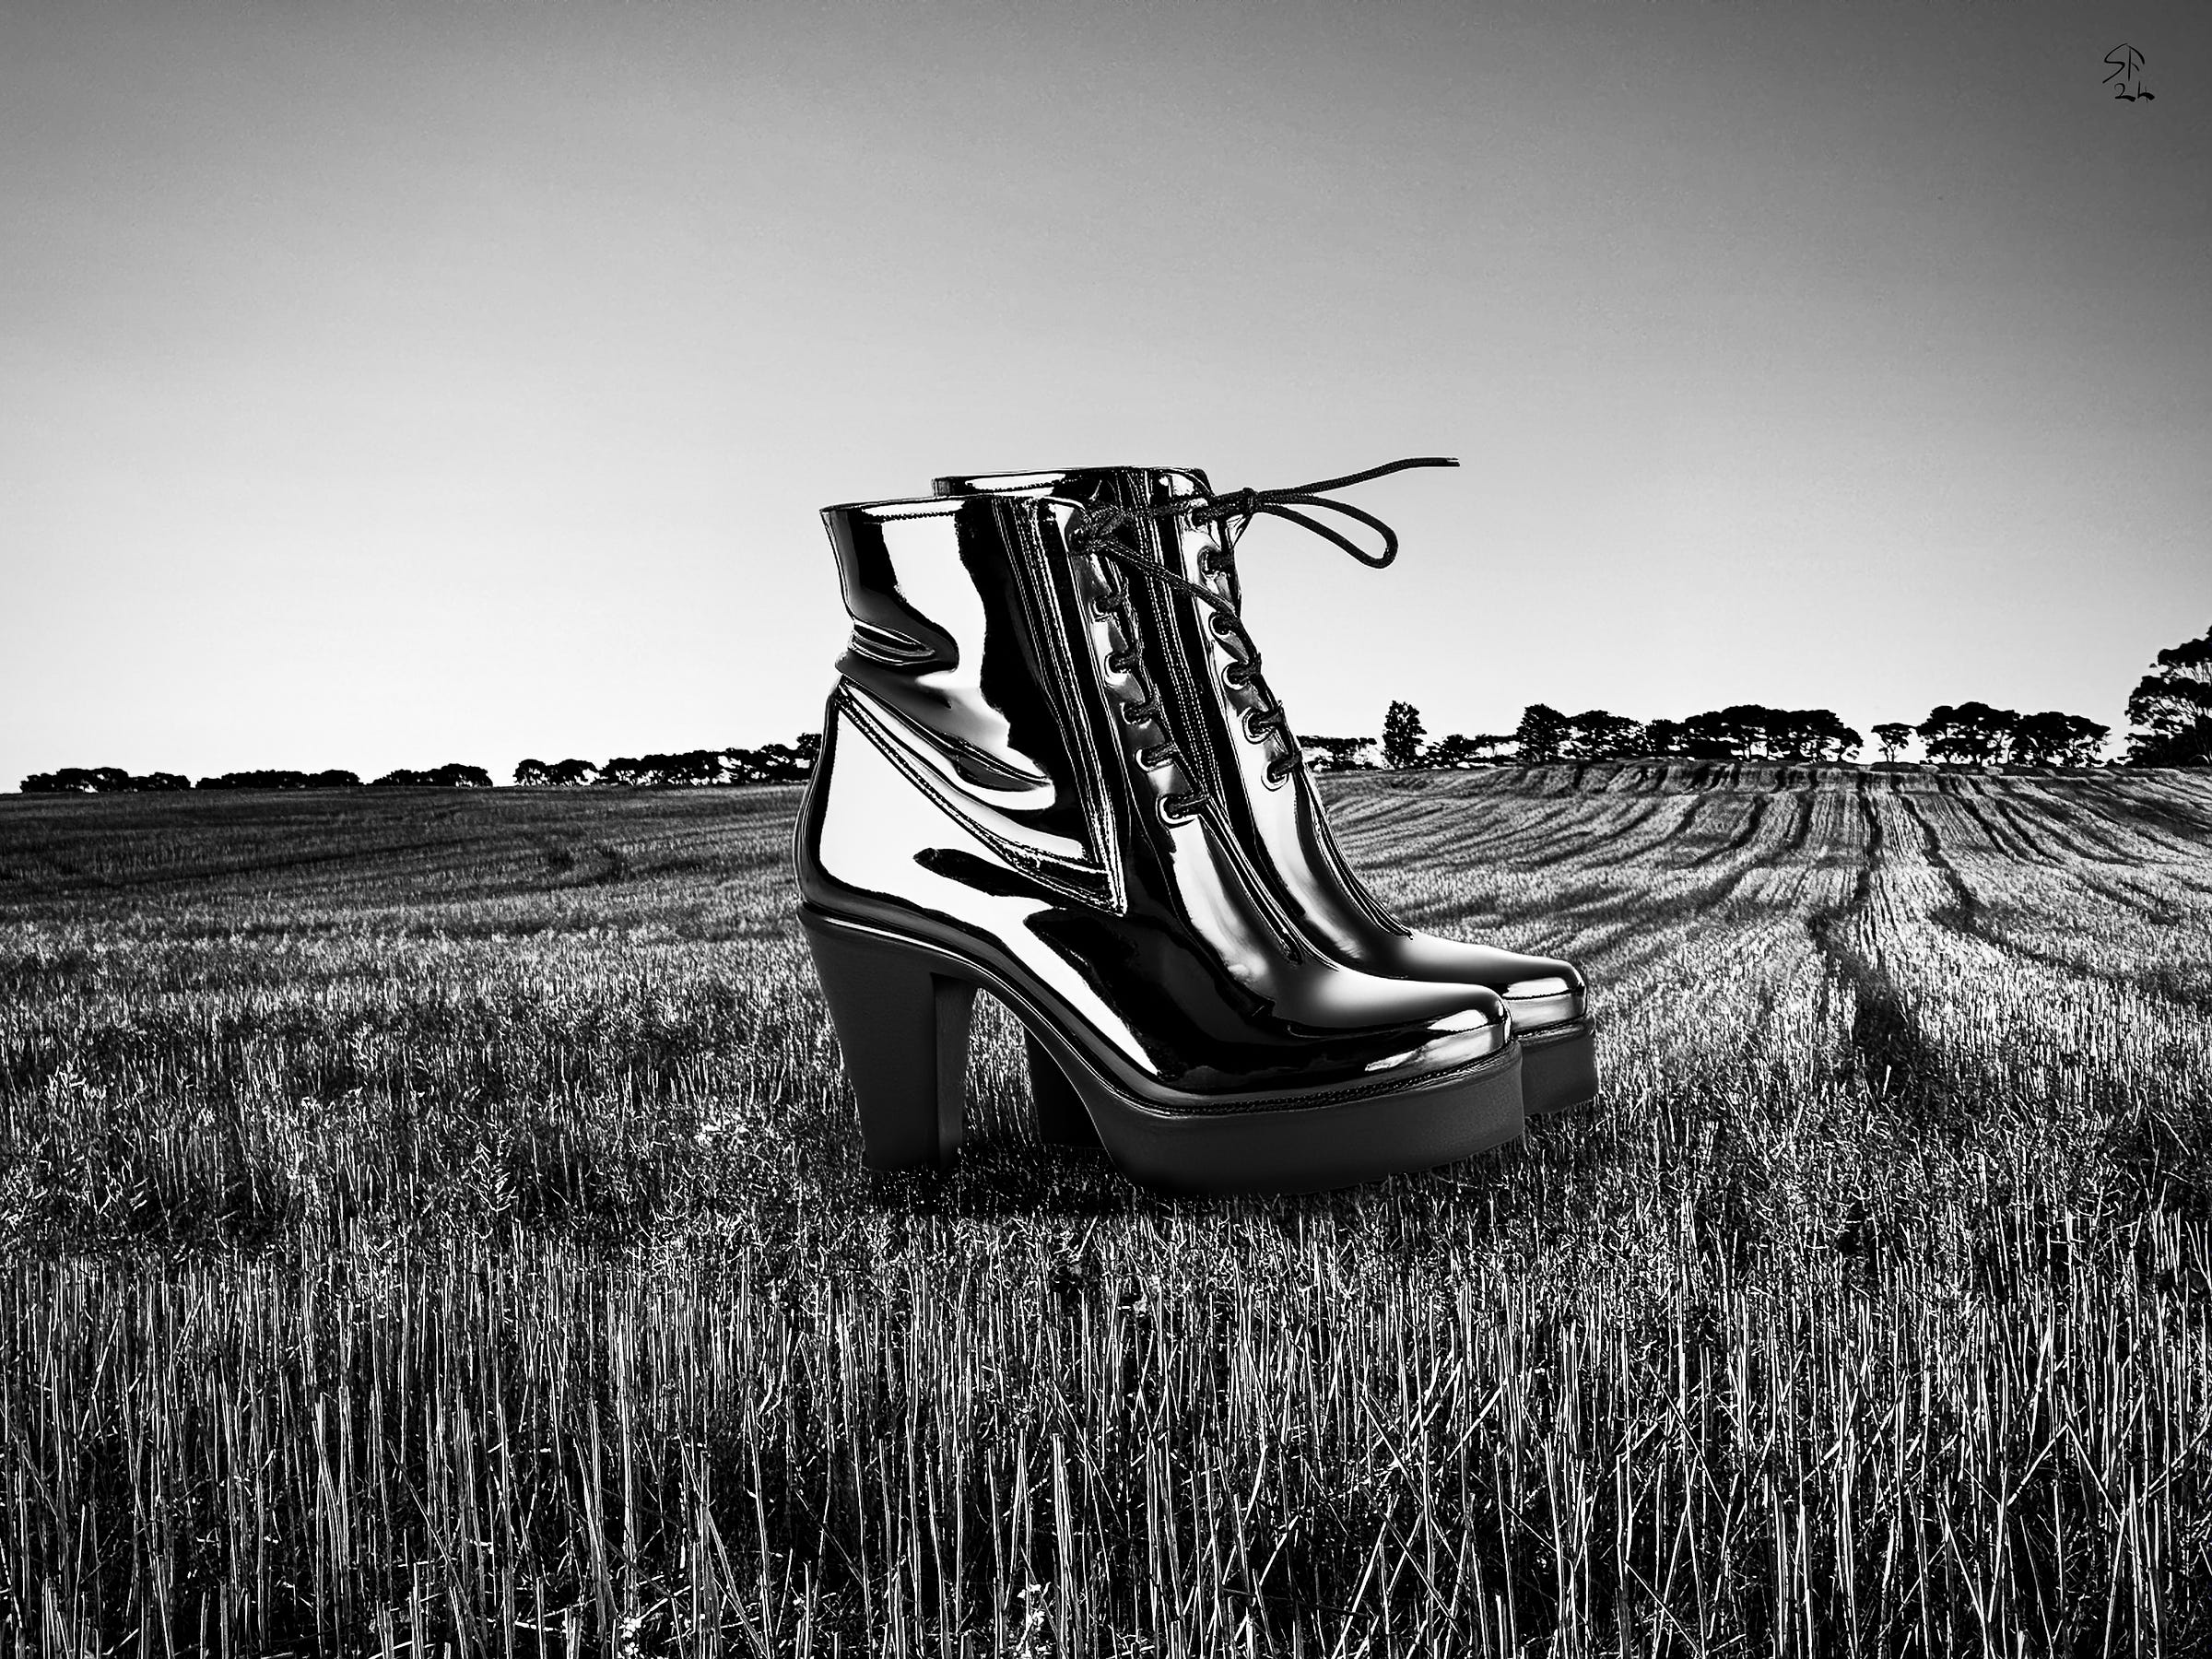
[4,0,2207,784]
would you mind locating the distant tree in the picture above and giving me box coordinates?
[1512,703,1571,764]
[1425,733,1512,770]
[197,770,314,790]
[547,759,597,786]
[1562,711,1644,761]
[596,757,648,787]
[615,750,719,786]
[1915,708,1963,765]
[306,770,361,789]
[795,732,821,771]
[137,771,192,792]
[18,765,147,793]
[1296,735,1376,772]
[1381,701,1426,770]
[669,749,728,785]
[1637,706,1861,764]
[1872,722,1913,765]
[1918,702,2017,767]
[1700,705,1829,761]
[1965,703,2018,764]
[513,759,552,786]
[755,744,810,782]
[2124,621,2212,766]
[628,752,679,786]
[1775,710,1839,760]
[371,764,491,788]
[1777,709,1861,762]
[2009,712,2109,768]
[1673,710,1748,759]
[1697,706,1759,759]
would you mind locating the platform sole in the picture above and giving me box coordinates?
[802,908,1524,1195]
[1519,1018,1598,1115]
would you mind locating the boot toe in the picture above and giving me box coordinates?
[1390,934,1588,1033]
[1497,959,1586,1033]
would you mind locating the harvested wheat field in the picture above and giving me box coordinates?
[1,766,2208,1657]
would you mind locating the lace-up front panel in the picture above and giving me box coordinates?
[1065,509,1207,827]
[1071,457,1457,794]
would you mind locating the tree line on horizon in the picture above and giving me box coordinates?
[14,764,497,794]
[1309,620,2206,772]
[1312,699,2113,773]
[512,737,819,789]
[17,623,2212,792]
[15,741,822,795]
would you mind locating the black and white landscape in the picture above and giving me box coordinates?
[3,3,2208,1653]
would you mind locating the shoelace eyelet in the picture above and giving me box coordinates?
[1158,792,1204,827]
[1222,662,1255,691]
[1118,699,1160,727]
[1136,742,1177,770]
[1104,648,1137,675]
[1241,707,1280,744]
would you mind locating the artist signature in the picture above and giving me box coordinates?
[2104,44,2155,101]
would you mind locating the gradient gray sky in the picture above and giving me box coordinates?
[5,0,2207,783]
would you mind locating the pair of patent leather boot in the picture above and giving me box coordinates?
[794,460,1595,1194]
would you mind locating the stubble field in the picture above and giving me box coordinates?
[1,766,2208,1657]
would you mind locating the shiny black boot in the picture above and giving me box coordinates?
[794,489,1524,1194]
[931,462,1598,1116]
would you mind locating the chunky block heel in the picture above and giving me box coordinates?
[1026,1033,1105,1150]
[803,912,976,1170]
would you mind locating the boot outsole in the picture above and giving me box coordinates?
[802,907,1524,1195]
[1518,1018,1598,1116]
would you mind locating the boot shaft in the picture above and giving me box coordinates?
[808,488,1217,915]
[822,492,1104,869]
[932,466,1289,802]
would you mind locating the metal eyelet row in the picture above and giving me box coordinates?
[1191,537,1295,788]
[1076,531,1204,829]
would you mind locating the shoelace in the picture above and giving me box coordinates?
[1068,457,1457,777]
